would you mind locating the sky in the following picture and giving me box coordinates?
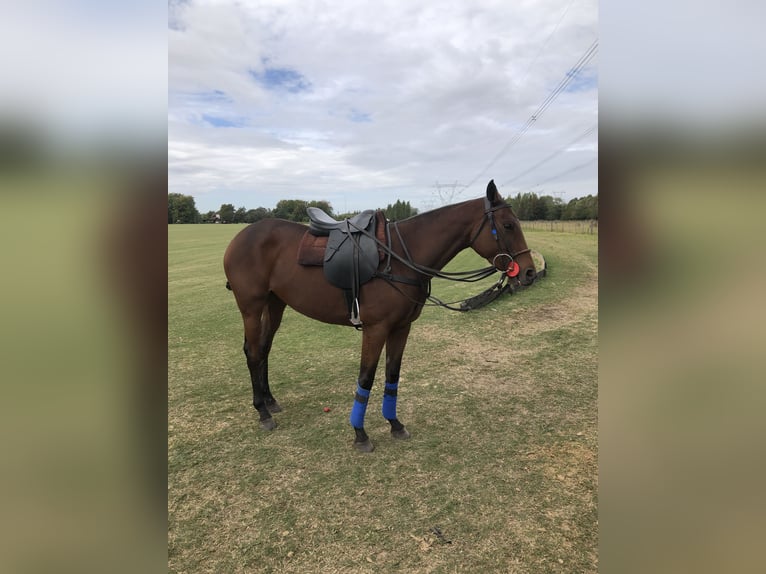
[169,0,598,215]
[601,0,766,133]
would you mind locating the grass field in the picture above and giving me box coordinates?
[169,222,597,573]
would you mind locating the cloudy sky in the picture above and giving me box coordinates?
[169,0,598,215]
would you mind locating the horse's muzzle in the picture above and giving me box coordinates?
[521,267,537,286]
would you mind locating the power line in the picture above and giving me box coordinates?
[501,124,597,186]
[531,157,597,189]
[462,38,598,191]
[516,0,577,89]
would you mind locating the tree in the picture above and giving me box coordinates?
[384,199,417,221]
[550,197,564,220]
[560,195,597,220]
[273,199,308,222]
[539,195,563,220]
[244,207,271,223]
[583,195,598,219]
[168,193,200,223]
[201,210,217,223]
[530,194,547,220]
[233,206,247,223]
[510,192,538,220]
[510,191,595,220]
[271,199,332,222]
[218,203,235,223]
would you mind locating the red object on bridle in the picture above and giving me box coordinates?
[506,261,520,278]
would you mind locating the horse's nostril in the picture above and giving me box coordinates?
[524,268,536,283]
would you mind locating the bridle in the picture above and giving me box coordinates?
[469,198,531,277]
[337,197,537,312]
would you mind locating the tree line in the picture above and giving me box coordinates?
[168,192,595,224]
[508,192,597,220]
[168,194,419,224]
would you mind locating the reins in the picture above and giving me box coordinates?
[340,200,535,311]
[344,215,499,285]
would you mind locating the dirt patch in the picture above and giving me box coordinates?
[410,266,597,397]
[515,269,598,336]
[533,439,598,490]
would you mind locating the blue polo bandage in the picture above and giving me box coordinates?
[382,381,398,420]
[349,383,370,428]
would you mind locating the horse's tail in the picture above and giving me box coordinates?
[225,281,232,291]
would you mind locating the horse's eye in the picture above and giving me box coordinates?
[503,223,514,230]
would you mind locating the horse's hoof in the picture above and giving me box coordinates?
[354,439,375,453]
[260,418,277,431]
[391,428,411,440]
[266,400,282,413]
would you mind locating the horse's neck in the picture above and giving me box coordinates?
[396,200,480,270]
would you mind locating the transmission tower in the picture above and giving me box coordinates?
[432,181,465,206]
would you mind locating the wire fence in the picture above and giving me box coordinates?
[521,219,598,234]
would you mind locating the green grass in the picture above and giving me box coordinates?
[169,223,597,573]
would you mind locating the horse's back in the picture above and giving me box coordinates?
[226,217,303,256]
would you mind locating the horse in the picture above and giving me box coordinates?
[223,180,536,452]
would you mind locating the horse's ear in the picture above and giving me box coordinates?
[486,180,502,205]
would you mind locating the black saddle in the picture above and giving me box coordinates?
[305,208,382,328]
[307,208,375,236]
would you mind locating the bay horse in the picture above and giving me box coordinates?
[223,180,536,452]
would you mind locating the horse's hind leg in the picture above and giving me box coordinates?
[242,297,278,430]
[260,295,286,414]
[383,324,412,440]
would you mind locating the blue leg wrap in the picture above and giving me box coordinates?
[349,383,370,428]
[382,381,398,420]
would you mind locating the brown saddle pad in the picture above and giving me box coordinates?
[297,210,388,266]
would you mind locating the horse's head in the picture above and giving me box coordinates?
[470,180,537,286]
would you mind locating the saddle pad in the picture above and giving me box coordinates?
[296,232,326,266]
[297,211,388,266]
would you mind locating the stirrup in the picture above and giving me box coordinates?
[350,298,363,328]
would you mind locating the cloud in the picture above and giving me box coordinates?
[169,0,599,213]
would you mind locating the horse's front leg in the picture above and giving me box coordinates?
[383,323,411,440]
[350,325,388,453]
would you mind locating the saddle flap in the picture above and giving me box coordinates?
[324,231,348,263]
[323,229,379,289]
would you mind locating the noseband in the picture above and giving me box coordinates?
[469,198,530,276]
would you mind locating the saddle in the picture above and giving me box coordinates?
[306,208,376,236]
[298,209,388,328]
